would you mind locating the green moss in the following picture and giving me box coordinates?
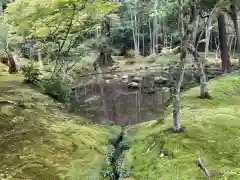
[125,75,240,180]
[0,66,118,180]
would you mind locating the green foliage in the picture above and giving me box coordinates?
[4,0,118,72]
[126,49,135,57]
[40,75,72,103]
[20,62,41,83]
[0,23,8,51]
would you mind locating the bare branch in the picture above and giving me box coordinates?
[196,157,210,178]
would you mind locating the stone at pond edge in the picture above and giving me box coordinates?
[153,76,168,84]
[121,75,128,80]
[132,76,143,83]
[128,82,140,89]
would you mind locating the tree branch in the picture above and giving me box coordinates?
[196,157,210,178]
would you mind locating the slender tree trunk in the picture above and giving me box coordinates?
[172,0,186,132]
[0,2,3,16]
[191,0,210,98]
[148,21,153,54]
[130,4,140,57]
[204,16,212,59]
[142,33,145,55]
[152,0,157,54]
[230,4,240,65]
[137,12,140,56]
[218,12,230,73]
[172,56,185,132]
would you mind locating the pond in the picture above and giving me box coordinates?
[70,67,224,126]
[71,73,172,126]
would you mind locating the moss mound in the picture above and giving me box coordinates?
[0,67,118,180]
[125,75,240,179]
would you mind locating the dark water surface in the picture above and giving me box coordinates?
[71,74,171,126]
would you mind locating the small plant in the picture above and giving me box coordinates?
[126,49,136,57]
[20,62,41,83]
[40,75,72,103]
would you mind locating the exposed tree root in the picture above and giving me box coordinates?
[0,99,25,107]
[198,92,213,100]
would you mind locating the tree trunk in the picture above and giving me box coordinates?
[204,16,212,59]
[148,21,153,54]
[189,45,210,98]
[218,12,230,73]
[5,51,18,74]
[0,2,3,16]
[230,4,240,65]
[190,0,210,98]
[96,18,114,67]
[172,58,185,132]
[172,0,186,132]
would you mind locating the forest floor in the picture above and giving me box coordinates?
[0,63,120,180]
[124,74,240,180]
[115,52,239,72]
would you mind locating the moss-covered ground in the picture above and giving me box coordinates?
[2,61,240,180]
[125,75,240,180]
[0,63,119,180]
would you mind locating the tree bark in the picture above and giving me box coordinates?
[0,2,3,16]
[204,15,212,59]
[172,0,187,132]
[191,0,210,98]
[229,4,240,65]
[96,17,114,67]
[217,12,230,73]
[5,51,18,74]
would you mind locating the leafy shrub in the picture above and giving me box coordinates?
[40,75,72,103]
[126,49,135,57]
[20,62,41,83]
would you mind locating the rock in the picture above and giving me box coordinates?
[122,79,128,83]
[105,80,111,83]
[154,76,168,85]
[102,119,114,125]
[85,95,100,103]
[160,152,164,157]
[128,82,140,89]
[132,76,143,83]
[121,75,128,79]
[121,75,128,83]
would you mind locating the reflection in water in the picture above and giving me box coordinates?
[71,75,171,126]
